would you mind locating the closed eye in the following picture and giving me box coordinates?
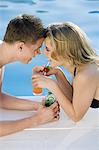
[45,46,50,52]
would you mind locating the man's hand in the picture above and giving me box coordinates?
[34,101,60,125]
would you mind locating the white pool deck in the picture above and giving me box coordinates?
[0,96,99,150]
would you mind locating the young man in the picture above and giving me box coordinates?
[0,14,59,136]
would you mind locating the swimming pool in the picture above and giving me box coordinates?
[0,0,99,96]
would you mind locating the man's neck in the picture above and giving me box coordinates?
[0,41,17,67]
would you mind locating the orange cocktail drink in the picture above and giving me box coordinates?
[32,65,52,95]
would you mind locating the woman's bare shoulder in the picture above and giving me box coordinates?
[73,64,98,85]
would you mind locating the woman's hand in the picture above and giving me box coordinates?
[32,66,45,74]
[32,66,59,76]
[46,67,59,76]
[32,74,57,91]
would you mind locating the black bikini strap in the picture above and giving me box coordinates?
[74,66,77,77]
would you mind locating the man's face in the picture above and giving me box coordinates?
[19,38,44,64]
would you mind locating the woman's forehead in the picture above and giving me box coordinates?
[45,37,51,45]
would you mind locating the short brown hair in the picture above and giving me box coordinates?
[3,14,46,44]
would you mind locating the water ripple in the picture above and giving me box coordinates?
[0,5,8,8]
[0,0,34,4]
[36,10,48,13]
[86,0,99,1]
[89,10,99,14]
[39,0,56,1]
[29,1,37,5]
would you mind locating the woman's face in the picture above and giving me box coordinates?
[43,37,63,67]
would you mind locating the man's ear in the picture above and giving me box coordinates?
[17,42,25,52]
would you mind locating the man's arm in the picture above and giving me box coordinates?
[0,102,59,137]
[0,66,40,111]
[0,93,40,111]
[0,114,39,137]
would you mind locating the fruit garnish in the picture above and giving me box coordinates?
[43,66,52,75]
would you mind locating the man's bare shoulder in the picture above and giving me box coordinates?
[0,40,3,44]
[0,66,5,88]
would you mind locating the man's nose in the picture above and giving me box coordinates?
[37,49,41,54]
[34,49,41,57]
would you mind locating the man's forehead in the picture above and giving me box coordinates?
[31,39,44,51]
[34,38,44,48]
[37,38,44,44]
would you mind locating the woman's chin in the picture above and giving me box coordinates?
[51,63,59,68]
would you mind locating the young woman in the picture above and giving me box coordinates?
[32,22,99,122]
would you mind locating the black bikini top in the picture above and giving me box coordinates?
[73,66,99,108]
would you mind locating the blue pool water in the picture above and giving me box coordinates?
[0,0,99,96]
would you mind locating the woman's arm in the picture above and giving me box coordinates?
[50,72,96,122]
[33,66,73,100]
[55,69,73,101]
[32,72,96,122]
[46,68,73,101]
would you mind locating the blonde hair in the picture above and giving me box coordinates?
[46,22,99,66]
